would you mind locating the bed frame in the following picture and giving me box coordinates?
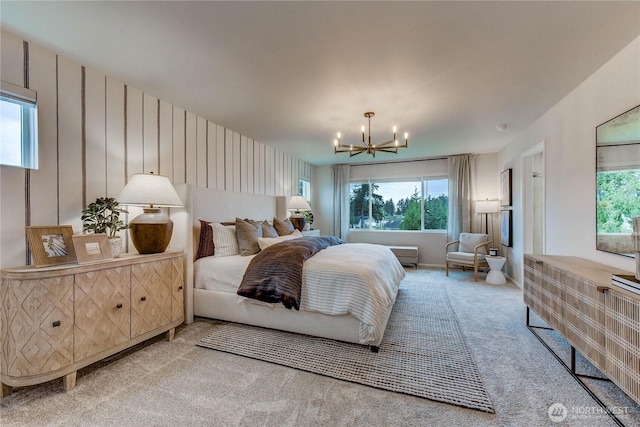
[171,184,393,350]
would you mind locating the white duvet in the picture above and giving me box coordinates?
[194,242,405,343]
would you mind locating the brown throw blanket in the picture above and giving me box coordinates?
[237,235,345,310]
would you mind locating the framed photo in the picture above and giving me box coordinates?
[500,168,512,207]
[73,233,113,264]
[26,225,77,267]
[500,210,513,247]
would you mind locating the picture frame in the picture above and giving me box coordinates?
[500,168,512,207]
[26,225,77,267]
[73,233,113,264]
[500,210,513,247]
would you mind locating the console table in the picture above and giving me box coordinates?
[523,254,639,412]
[1,250,184,397]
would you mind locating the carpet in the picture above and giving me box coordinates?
[197,278,495,414]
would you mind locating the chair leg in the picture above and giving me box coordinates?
[474,265,479,282]
[445,261,449,276]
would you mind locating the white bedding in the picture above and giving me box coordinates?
[194,241,405,344]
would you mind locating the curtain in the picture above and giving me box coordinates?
[447,154,475,242]
[332,164,351,240]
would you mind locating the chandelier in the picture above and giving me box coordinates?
[334,112,408,158]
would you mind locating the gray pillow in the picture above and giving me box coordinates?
[261,220,279,238]
[273,217,295,236]
[236,217,263,255]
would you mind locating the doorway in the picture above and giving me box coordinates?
[522,142,545,256]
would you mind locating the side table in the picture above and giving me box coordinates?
[486,256,507,285]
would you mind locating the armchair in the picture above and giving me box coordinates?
[445,233,491,282]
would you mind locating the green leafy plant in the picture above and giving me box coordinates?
[303,210,314,225]
[81,197,129,238]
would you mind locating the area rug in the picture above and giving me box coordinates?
[197,278,495,414]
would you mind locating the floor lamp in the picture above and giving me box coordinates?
[475,199,500,252]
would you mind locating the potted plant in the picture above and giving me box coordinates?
[81,197,129,257]
[303,211,314,230]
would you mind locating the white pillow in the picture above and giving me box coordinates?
[257,230,302,250]
[212,223,239,257]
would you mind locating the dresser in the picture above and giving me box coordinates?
[1,250,184,397]
[523,254,639,405]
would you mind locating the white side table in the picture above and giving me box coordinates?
[486,256,507,285]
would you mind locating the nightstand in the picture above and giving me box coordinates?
[302,229,320,236]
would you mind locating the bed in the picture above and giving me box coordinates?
[172,184,405,350]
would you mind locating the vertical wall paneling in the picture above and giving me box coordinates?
[126,87,144,179]
[56,57,83,233]
[286,154,293,196]
[266,146,275,196]
[143,93,159,174]
[232,132,241,192]
[0,31,311,268]
[84,67,107,202]
[216,125,225,190]
[185,112,197,185]
[259,143,266,195]
[240,135,248,193]
[158,100,173,180]
[172,107,186,184]
[224,129,233,191]
[275,151,282,195]
[105,77,126,198]
[247,138,254,194]
[0,32,27,267]
[28,43,59,226]
[196,116,207,187]
[206,121,217,189]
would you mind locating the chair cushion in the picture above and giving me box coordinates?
[459,233,489,254]
[446,251,486,263]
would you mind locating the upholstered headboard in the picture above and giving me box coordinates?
[171,184,287,323]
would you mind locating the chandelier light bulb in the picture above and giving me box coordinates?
[333,111,409,157]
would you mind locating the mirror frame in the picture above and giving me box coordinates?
[595,105,640,258]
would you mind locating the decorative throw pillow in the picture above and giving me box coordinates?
[211,223,239,257]
[235,217,263,256]
[273,217,295,236]
[257,230,302,250]
[261,220,279,238]
[195,219,215,260]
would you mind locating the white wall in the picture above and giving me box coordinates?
[314,154,500,266]
[499,36,640,284]
[0,30,311,268]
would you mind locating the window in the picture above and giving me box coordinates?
[0,80,38,169]
[298,178,310,201]
[349,177,448,231]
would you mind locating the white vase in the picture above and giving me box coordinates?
[109,236,123,258]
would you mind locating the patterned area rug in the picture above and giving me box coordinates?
[197,278,495,414]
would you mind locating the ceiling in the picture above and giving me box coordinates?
[1,1,639,166]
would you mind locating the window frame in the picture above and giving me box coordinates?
[349,176,448,232]
[0,80,38,169]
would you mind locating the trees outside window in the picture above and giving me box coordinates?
[350,177,448,231]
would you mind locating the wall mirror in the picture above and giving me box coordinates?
[596,105,640,257]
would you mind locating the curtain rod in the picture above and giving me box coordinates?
[345,154,473,167]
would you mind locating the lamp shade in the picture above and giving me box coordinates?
[117,173,183,208]
[475,199,500,214]
[117,173,183,254]
[287,195,311,212]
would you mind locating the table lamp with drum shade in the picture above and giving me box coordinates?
[117,172,184,254]
[287,195,311,231]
